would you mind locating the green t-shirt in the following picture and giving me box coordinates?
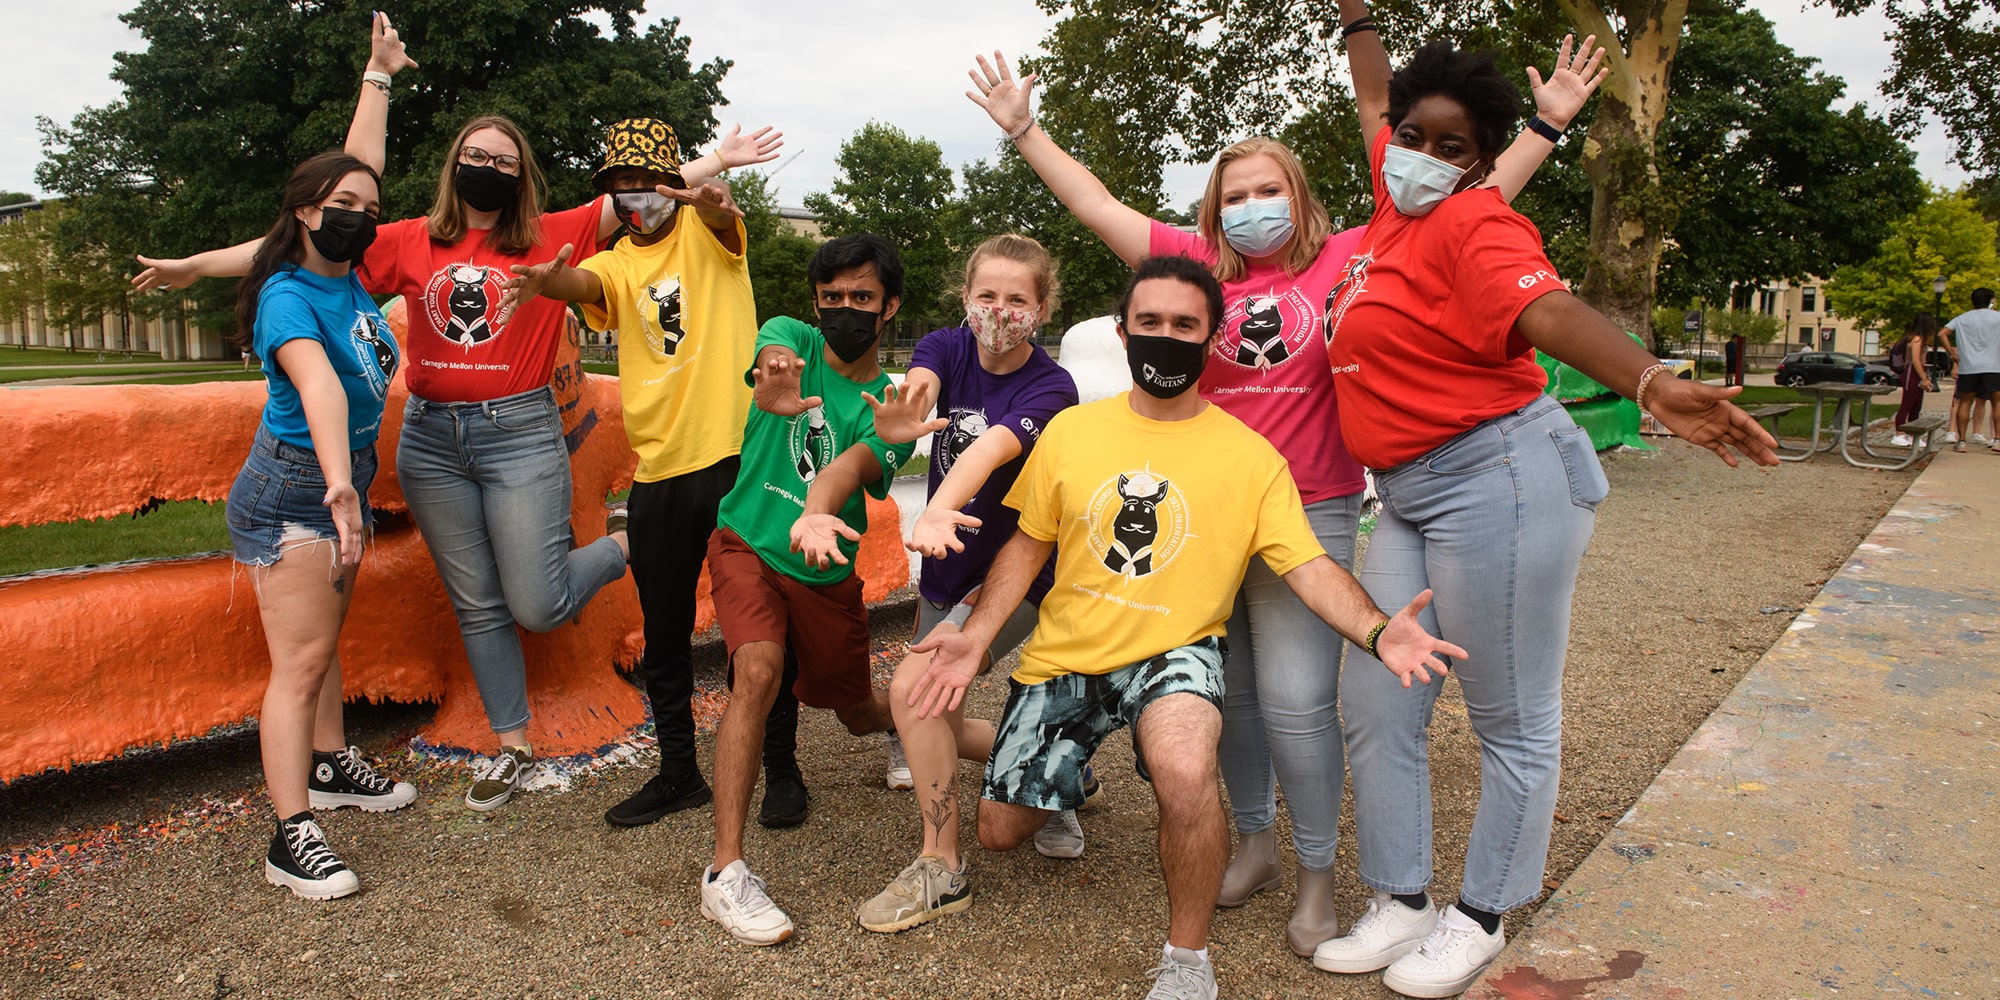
[715,316,913,585]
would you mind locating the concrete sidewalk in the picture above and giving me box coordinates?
[1468,449,2000,998]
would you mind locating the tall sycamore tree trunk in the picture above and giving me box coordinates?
[1558,0,1687,346]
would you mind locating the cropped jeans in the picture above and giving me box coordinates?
[398,387,629,734]
[1342,394,1605,913]
[1216,492,1362,872]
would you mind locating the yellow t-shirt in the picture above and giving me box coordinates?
[1003,393,1326,684]
[578,206,755,483]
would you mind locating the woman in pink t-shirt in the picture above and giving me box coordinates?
[967,45,1590,956]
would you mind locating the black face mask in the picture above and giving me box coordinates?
[1125,331,1208,399]
[454,163,520,213]
[307,206,378,264]
[818,306,883,363]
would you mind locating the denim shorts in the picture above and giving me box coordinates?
[982,636,1224,811]
[226,426,378,566]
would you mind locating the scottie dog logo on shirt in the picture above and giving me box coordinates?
[790,406,837,484]
[936,407,988,475]
[1323,251,1374,347]
[348,311,396,400]
[424,264,504,348]
[1217,288,1313,372]
[1085,471,1190,579]
[639,275,687,357]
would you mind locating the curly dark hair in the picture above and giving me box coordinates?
[1387,41,1522,160]
[1116,254,1226,337]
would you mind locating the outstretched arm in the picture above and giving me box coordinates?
[133,241,261,292]
[498,243,603,325]
[790,443,885,571]
[909,425,1024,559]
[343,11,419,175]
[967,52,1152,266]
[1281,557,1467,688]
[1334,0,1392,151]
[1480,34,1607,202]
[907,531,1052,717]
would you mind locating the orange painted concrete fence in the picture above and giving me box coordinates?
[0,300,908,782]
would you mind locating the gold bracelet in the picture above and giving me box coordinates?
[1364,619,1390,661]
[1633,363,1672,414]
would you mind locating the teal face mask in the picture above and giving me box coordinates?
[1219,197,1296,257]
[1382,144,1469,218]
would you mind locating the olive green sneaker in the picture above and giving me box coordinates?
[857,855,971,933]
[465,746,534,812]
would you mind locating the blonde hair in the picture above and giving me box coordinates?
[1197,138,1332,284]
[960,233,1062,316]
[425,115,549,255]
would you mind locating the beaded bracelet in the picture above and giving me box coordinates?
[1633,362,1672,414]
[1364,619,1389,661]
[1005,117,1037,141]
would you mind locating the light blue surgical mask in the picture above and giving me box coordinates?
[1219,197,1296,257]
[1382,144,1469,218]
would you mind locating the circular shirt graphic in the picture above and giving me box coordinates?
[1214,287,1316,372]
[787,406,838,484]
[1084,471,1190,578]
[424,263,505,348]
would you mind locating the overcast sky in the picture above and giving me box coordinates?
[1,1,1970,210]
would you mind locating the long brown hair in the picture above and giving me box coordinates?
[1197,138,1333,284]
[425,115,548,255]
[234,152,380,351]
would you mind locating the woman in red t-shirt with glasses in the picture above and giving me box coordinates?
[134,14,780,814]
[1307,5,1777,996]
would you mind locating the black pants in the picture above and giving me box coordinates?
[628,457,800,779]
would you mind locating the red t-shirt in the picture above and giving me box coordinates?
[1150,221,1368,504]
[357,197,607,402]
[1325,128,1563,469]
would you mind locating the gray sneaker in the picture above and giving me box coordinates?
[465,746,533,812]
[1033,809,1085,858]
[856,854,971,933]
[1145,947,1218,1000]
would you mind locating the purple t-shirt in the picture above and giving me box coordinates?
[911,327,1079,606]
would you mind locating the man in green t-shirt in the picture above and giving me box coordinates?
[698,234,925,946]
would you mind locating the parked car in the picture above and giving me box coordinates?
[1774,351,1895,387]
[1865,346,1953,385]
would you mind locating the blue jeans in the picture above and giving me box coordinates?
[227,427,379,566]
[397,387,628,734]
[1217,492,1361,872]
[1343,394,1606,913]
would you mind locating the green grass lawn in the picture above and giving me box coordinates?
[0,347,234,368]
[1723,385,1908,439]
[0,363,242,384]
[0,501,230,577]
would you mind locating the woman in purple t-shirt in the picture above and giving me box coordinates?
[968,44,1596,954]
[853,235,1082,934]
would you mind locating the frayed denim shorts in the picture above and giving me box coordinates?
[226,426,378,566]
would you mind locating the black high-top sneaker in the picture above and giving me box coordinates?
[264,812,360,900]
[309,745,418,812]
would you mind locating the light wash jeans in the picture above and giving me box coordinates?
[1217,492,1362,872]
[398,387,629,734]
[1342,394,1606,913]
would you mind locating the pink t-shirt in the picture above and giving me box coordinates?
[1150,220,1368,502]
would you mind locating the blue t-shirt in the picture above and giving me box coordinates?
[254,266,400,451]
[910,327,1078,605]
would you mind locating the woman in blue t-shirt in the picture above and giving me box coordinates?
[227,150,416,901]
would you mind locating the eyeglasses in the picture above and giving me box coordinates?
[459,146,522,175]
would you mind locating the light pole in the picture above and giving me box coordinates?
[1933,274,1949,315]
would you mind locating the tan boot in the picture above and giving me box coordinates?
[1286,864,1341,956]
[1216,827,1282,907]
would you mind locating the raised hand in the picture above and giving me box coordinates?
[966,51,1038,137]
[498,243,573,327]
[715,124,784,170]
[863,380,946,444]
[909,506,982,559]
[751,351,822,416]
[658,180,743,220]
[132,255,199,293]
[1644,378,1780,468]
[790,513,859,571]
[368,11,420,76]
[1372,589,1470,688]
[323,481,366,568]
[907,622,986,719]
[1525,33,1607,130]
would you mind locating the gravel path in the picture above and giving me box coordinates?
[0,438,1921,1000]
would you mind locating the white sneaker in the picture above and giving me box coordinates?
[1312,893,1439,973]
[1033,809,1085,858]
[1973,433,1993,446]
[1891,433,1914,447]
[1381,905,1506,998]
[700,861,794,945]
[884,732,913,791]
[1945,430,1960,444]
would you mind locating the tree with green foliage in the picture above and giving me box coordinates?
[731,170,819,325]
[1826,186,2000,331]
[0,191,35,207]
[804,122,959,338]
[37,0,729,332]
[1848,0,2000,175]
[955,139,1132,330]
[0,205,56,337]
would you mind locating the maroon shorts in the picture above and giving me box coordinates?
[706,527,871,710]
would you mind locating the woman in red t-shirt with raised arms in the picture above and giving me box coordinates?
[967,43,1598,958]
[133,13,781,814]
[1308,4,1777,995]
